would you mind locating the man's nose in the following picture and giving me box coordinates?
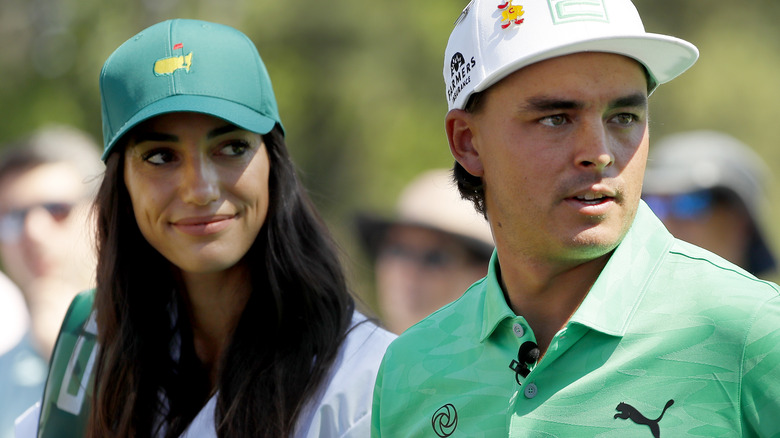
[574,122,614,171]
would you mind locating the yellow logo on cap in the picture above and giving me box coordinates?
[154,52,192,76]
[498,1,525,29]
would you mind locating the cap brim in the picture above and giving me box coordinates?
[475,33,699,96]
[102,94,277,160]
[354,213,394,259]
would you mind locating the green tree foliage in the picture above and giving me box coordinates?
[2,0,780,295]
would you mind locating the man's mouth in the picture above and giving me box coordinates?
[574,193,610,205]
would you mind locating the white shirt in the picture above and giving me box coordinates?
[16,311,394,438]
[180,311,395,438]
[0,271,28,357]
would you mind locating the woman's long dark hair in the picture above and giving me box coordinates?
[88,126,355,437]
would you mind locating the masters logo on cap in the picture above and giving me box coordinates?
[443,0,699,111]
[154,43,192,76]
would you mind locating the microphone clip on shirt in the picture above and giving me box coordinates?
[509,341,540,385]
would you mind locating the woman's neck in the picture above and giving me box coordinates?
[177,264,252,388]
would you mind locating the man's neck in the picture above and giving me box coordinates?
[498,251,612,356]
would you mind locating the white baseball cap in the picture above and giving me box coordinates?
[444,0,699,110]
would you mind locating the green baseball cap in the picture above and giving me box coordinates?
[99,19,283,160]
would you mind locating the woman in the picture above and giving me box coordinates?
[18,19,395,437]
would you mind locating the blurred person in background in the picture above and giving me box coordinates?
[0,125,102,437]
[642,130,776,277]
[355,168,493,334]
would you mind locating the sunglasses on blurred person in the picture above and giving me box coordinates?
[0,202,79,243]
[378,243,459,270]
[643,189,738,222]
[377,239,489,271]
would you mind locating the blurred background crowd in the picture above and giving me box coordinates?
[2,0,780,434]
[3,1,780,266]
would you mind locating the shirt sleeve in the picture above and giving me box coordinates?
[14,402,40,438]
[740,294,780,437]
[337,411,370,438]
[300,316,395,438]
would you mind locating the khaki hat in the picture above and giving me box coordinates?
[356,169,494,260]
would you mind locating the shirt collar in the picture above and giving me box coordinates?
[480,250,516,342]
[479,201,674,342]
[569,201,674,336]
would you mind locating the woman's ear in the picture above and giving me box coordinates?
[446,109,484,178]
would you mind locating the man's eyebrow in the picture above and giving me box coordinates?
[610,93,647,109]
[520,93,648,112]
[521,97,583,112]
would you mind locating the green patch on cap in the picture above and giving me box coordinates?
[548,0,609,24]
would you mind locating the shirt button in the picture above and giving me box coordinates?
[524,383,538,399]
[512,323,525,337]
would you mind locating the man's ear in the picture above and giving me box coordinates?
[446,109,484,177]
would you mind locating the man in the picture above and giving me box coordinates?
[356,168,493,334]
[372,1,780,436]
[0,125,102,437]
[642,130,776,277]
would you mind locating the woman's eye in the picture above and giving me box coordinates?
[219,140,250,156]
[142,149,175,165]
[540,115,567,127]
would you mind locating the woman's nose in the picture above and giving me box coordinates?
[180,157,220,206]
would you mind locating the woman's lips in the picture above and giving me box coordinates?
[172,215,235,236]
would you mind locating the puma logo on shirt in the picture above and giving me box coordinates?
[614,399,674,438]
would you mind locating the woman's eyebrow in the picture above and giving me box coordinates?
[131,124,241,144]
[132,132,178,144]
[207,124,241,139]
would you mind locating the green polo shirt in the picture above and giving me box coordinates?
[372,202,780,437]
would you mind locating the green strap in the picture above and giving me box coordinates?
[38,289,96,437]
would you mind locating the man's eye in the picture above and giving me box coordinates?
[614,113,637,125]
[219,140,250,156]
[540,115,567,127]
[142,149,175,165]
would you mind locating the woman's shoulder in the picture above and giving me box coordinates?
[342,311,396,362]
[295,311,395,437]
